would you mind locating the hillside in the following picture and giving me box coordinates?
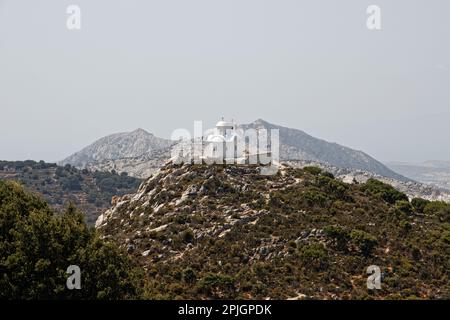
[96,162,450,299]
[285,160,450,203]
[0,160,141,225]
[60,120,405,182]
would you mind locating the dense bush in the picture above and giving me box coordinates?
[303,166,323,176]
[395,200,414,215]
[349,229,378,256]
[0,181,141,299]
[196,273,236,298]
[324,225,349,251]
[423,201,450,222]
[411,198,430,213]
[363,178,409,204]
[60,175,82,191]
[299,243,329,271]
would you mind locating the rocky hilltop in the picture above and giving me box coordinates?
[96,162,449,299]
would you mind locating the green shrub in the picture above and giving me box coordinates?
[363,179,408,204]
[411,198,430,213]
[395,200,413,215]
[181,229,194,243]
[183,268,197,284]
[302,189,328,207]
[303,166,323,176]
[423,201,450,222]
[441,230,450,244]
[349,229,378,256]
[299,243,329,271]
[324,225,349,251]
[196,273,235,298]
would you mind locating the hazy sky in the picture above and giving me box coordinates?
[0,0,449,163]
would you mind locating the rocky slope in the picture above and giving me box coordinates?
[96,162,450,299]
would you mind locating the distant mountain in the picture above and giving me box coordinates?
[60,128,173,167]
[0,160,141,225]
[386,161,450,190]
[59,128,174,178]
[240,119,407,181]
[60,120,406,182]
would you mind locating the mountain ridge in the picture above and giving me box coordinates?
[239,120,406,181]
[60,119,406,181]
[59,128,174,169]
[386,161,450,190]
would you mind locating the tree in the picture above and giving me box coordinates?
[423,201,450,222]
[411,198,430,213]
[0,181,141,299]
[183,268,196,284]
[299,243,329,271]
[182,229,194,244]
[395,200,413,215]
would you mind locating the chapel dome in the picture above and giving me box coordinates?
[216,120,233,128]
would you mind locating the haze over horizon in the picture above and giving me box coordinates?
[1,0,449,163]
